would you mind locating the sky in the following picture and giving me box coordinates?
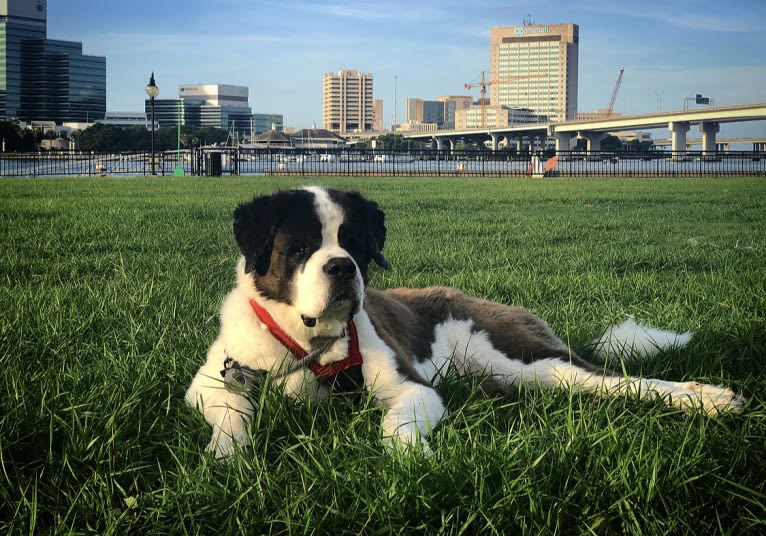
[48,0,766,137]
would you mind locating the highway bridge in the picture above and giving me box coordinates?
[396,102,766,155]
[653,136,766,152]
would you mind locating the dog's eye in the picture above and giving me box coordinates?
[287,241,309,256]
[339,225,363,253]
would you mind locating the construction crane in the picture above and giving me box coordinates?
[606,68,624,116]
[464,71,544,128]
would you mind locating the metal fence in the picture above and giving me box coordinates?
[2,148,765,178]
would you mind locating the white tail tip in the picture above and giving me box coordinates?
[592,317,693,361]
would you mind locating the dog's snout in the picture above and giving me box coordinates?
[323,257,356,280]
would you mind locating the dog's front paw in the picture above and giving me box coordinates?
[383,431,433,455]
[206,434,235,460]
[205,424,249,461]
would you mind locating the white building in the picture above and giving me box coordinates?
[455,105,542,129]
[322,70,375,134]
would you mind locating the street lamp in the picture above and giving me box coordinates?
[145,72,160,175]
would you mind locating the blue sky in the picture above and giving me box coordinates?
[49,0,766,136]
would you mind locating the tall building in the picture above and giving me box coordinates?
[0,0,106,123]
[322,70,374,134]
[489,23,578,122]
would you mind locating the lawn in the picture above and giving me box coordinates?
[1,176,765,534]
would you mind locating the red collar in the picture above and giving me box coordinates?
[248,298,363,381]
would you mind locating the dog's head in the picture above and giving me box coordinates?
[232,186,389,329]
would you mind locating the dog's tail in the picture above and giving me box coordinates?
[591,317,693,362]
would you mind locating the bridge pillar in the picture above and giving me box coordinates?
[668,121,690,157]
[447,139,455,152]
[716,142,730,153]
[754,142,765,153]
[490,133,498,151]
[580,132,605,154]
[554,132,574,154]
[700,122,720,156]
[433,137,443,151]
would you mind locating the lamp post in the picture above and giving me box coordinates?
[145,72,160,175]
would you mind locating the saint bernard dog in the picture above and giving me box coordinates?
[186,186,746,459]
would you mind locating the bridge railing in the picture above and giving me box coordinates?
[1,148,764,178]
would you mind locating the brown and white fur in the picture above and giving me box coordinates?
[186,186,746,459]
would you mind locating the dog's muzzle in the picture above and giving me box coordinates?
[301,257,360,328]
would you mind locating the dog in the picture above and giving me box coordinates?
[186,186,746,458]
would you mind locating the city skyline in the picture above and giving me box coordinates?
[48,0,765,137]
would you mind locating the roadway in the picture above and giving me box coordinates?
[398,102,766,155]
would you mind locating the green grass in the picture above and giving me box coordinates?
[1,176,765,534]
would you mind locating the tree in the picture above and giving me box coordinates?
[74,123,229,152]
[372,134,410,152]
[21,131,36,151]
[600,134,622,152]
[0,120,23,151]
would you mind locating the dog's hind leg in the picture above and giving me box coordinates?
[436,319,746,415]
[481,351,747,416]
[489,355,746,415]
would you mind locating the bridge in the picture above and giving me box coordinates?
[654,136,766,152]
[398,102,766,155]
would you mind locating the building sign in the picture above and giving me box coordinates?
[1,0,46,19]
[514,25,549,36]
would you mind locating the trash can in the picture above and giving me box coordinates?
[206,151,222,176]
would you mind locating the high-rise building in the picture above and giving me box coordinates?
[322,70,374,134]
[489,23,578,122]
[0,0,106,123]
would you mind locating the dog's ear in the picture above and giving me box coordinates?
[232,192,290,275]
[363,198,390,270]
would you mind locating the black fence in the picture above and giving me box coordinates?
[2,148,765,178]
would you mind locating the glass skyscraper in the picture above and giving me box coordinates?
[1,0,105,123]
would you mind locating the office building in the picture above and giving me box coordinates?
[251,113,283,135]
[406,98,445,128]
[397,121,437,133]
[489,23,578,122]
[177,84,253,134]
[322,69,374,134]
[144,83,283,136]
[455,105,541,130]
[100,111,147,128]
[373,99,383,131]
[576,109,623,121]
[1,0,106,123]
[437,96,472,129]
[145,98,182,129]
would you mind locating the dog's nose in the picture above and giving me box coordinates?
[323,257,356,280]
